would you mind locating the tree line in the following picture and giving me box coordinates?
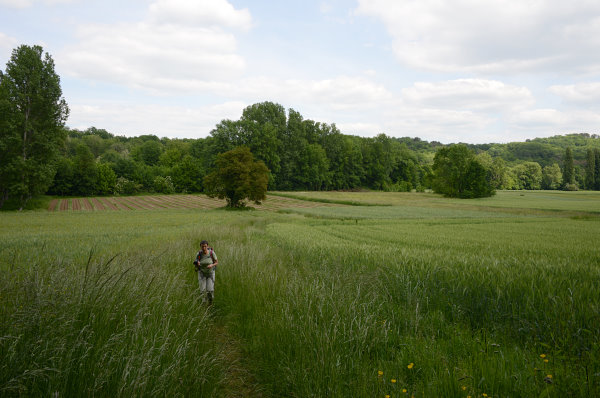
[2,45,600,209]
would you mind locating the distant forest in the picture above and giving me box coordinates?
[49,101,600,197]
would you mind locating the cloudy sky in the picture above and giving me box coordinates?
[1,0,599,143]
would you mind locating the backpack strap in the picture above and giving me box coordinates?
[210,247,217,270]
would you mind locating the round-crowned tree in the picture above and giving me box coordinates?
[203,146,269,208]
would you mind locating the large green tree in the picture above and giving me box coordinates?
[0,45,69,209]
[432,144,495,198]
[203,146,269,208]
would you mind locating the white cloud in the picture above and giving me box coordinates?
[148,0,252,31]
[336,122,382,137]
[231,75,393,111]
[355,0,600,74]
[509,108,600,135]
[0,32,18,55]
[68,101,246,138]
[549,82,600,105]
[59,0,250,94]
[402,79,534,112]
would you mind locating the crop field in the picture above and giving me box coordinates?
[1,191,599,397]
[46,194,345,212]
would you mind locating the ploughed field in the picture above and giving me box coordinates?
[1,190,599,397]
[47,193,345,212]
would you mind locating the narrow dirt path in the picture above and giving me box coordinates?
[213,323,264,398]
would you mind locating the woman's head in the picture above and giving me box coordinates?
[200,240,209,251]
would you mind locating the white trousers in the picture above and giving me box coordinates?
[198,269,215,301]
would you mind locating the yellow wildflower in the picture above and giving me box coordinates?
[402,389,407,393]
[540,354,546,358]
[407,363,414,369]
[391,379,396,383]
[544,359,549,363]
[462,386,467,390]
[385,395,390,398]
[546,374,552,379]
[483,394,488,397]
[378,370,383,376]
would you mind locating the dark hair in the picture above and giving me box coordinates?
[200,240,209,246]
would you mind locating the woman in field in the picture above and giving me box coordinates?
[194,240,219,305]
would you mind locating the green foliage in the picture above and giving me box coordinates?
[170,155,203,192]
[47,157,74,195]
[542,163,563,190]
[585,149,596,190]
[73,144,98,196]
[432,144,495,198]
[114,177,141,195]
[131,140,163,166]
[595,149,600,190]
[96,163,117,195]
[153,175,175,194]
[1,86,594,197]
[563,147,575,187]
[0,44,68,209]
[512,161,543,190]
[203,146,269,208]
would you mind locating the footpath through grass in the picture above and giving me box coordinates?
[1,191,599,397]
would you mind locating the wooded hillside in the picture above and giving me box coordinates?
[37,102,600,198]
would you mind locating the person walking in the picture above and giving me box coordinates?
[194,240,219,305]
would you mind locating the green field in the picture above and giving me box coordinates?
[1,191,599,397]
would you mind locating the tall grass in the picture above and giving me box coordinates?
[0,210,252,397]
[215,206,599,396]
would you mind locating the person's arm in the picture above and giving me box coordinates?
[208,251,218,268]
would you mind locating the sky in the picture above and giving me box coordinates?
[1,0,600,144]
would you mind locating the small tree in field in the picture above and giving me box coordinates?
[204,146,269,208]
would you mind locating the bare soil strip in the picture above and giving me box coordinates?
[146,195,184,209]
[59,199,69,211]
[82,198,94,210]
[120,196,150,210]
[131,196,162,209]
[111,197,136,210]
[158,195,196,209]
[98,197,120,210]
[91,197,107,210]
[141,195,173,209]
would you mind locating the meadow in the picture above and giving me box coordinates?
[1,191,599,397]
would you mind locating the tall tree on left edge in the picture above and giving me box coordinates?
[0,45,69,209]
